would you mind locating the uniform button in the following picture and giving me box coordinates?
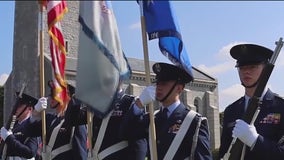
[157,140,160,144]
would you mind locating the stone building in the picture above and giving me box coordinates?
[3,1,220,150]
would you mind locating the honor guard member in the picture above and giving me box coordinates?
[65,81,148,160]
[25,81,87,160]
[219,44,284,160]
[125,62,212,160]
[0,92,40,160]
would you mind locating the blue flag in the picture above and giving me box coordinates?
[76,1,131,118]
[142,0,193,79]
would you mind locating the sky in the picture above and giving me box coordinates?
[1,1,284,112]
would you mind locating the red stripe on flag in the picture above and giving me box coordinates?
[48,26,66,56]
[48,1,68,29]
[47,0,69,116]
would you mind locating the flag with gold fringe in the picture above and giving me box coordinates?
[46,0,69,116]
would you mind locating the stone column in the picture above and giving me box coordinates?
[205,91,220,150]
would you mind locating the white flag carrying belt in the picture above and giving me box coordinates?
[42,119,74,160]
[163,110,197,160]
[149,110,198,160]
[89,110,128,160]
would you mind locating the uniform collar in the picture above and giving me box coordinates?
[262,88,275,101]
[18,116,29,125]
[244,88,269,111]
[244,88,276,109]
[162,100,180,117]
[245,87,269,100]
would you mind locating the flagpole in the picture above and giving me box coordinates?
[139,1,158,160]
[39,1,47,153]
[87,108,93,159]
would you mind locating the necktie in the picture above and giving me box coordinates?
[245,98,251,112]
[157,108,169,137]
[161,108,168,121]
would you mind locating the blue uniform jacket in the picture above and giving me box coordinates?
[25,98,87,160]
[124,103,212,160]
[219,89,284,160]
[67,93,148,160]
[2,117,39,159]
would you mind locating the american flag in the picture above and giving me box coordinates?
[45,0,68,116]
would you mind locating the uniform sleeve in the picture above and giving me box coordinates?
[251,135,284,159]
[249,96,284,159]
[64,98,88,126]
[22,119,42,137]
[126,138,148,160]
[71,125,88,160]
[218,108,234,159]
[5,135,38,158]
[120,104,149,141]
[194,117,213,160]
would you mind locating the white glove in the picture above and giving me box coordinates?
[34,97,47,112]
[232,119,259,147]
[139,86,156,106]
[0,127,12,141]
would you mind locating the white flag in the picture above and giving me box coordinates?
[76,1,131,118]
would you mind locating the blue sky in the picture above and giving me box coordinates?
[1,1,284,112]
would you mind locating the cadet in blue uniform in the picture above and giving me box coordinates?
[66,82,148,160]
[219,44,284,160]
[25,81,87,160]
[0,92,40,160]
[125,63,212,160]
